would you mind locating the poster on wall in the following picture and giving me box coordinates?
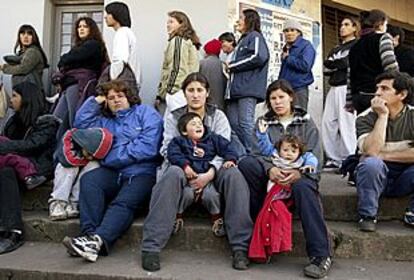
[229,0,315,83]
[227,0,323,122]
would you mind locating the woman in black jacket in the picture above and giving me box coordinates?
[53,17,110,140]
[0,82,59,255]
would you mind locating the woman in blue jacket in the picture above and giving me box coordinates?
[62,79,163,262]
[278,19,316,111]
[227,9,269,154]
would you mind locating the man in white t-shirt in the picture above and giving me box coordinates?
[104,2,141,86]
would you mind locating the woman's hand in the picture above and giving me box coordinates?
[188,168,215,191]
[222,160,236,169]
[268,166,286,183]
[184,165,198,180]
[95,95,106,104]
[278,169,301,185]
[257,118,268,133]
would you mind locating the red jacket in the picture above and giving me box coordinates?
[248,184,293,262]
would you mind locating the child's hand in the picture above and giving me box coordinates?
[184,165,198,180]
[258,118,268,133]
[300,165,316,174]
[193,146,205,158]
[95,95,107,104]
[223,161,236,169]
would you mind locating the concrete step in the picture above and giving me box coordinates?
[0,242,413,280]
[23,211,414,261]
[23,173,410,221]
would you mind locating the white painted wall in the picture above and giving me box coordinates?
[103,0,228,104]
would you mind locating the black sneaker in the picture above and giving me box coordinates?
[69,234,103,262]
[25,175,47,190]
[303,256,333,279]
[141,251,160,271]
[358,216,377,232]
[232,250,249,270]
[0,232,24,255]
[403,209,414,228]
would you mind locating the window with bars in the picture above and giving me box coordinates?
[59,11,104,56]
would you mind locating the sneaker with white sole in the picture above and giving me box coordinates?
[70,234,103,262]
[66,202,79,218]
[303,256,333,279]
[49,200,68,221]
[403,209,414,228]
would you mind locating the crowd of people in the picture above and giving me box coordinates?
[0,2,413,279]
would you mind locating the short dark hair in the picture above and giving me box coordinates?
[360,9,387,30]
[375,71,414,104]
[100,79,141,116]
[265,79,296,114]
[276,134,306,157]
[177,112,203,136]
[218,32,236,47]
[105,2,131,27]
[242,9,262,33]
[387,25,405,45]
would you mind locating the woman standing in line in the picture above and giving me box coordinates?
[0,24,48,93]
[226,9,269,154]
[155,10,201,116]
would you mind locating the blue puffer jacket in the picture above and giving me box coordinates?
[228,31,269,101]
[74,96,163,177]
[278,37,316,90]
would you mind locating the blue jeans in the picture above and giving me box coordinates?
[238,156,331,257]
[226,97,257,154]
[79,167,155,251]
[356,157,414,217]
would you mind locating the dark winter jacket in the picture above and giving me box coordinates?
[228,31,269,101]
[167,129,238,173]
[58,39,106,74]
[252,108,322,181]
[394,44,414,77]
[279,37,316,90]
[0,114,60,178]
[323,39,356,86]
[74,96,163,177]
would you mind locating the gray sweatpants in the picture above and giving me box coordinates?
[178,183,220,215]
[141,165,253,253]
[49,161,99,203]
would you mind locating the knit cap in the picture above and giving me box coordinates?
[204,39,222,56]
[283,19,302,33]
[71,128,113,159]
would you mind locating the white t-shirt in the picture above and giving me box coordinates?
[111,27,141,84]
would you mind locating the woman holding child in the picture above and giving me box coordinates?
[141,72,253,272]
[62,80,163,263]
[238,79,332,279]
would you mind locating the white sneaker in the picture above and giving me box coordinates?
[49,200,68,221]
[66,202,79,218]
[70,234,103,262]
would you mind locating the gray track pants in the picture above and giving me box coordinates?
[141,166,253,253]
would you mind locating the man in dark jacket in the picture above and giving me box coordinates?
[279,19,316,111]
[388,26,414,77]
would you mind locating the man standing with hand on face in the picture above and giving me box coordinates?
[355,71,414,232]
[278,19,316,111]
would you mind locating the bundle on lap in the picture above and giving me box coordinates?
[49,127,113,221]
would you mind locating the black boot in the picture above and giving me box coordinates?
[142,251,160,271]
[0,231,24,254]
